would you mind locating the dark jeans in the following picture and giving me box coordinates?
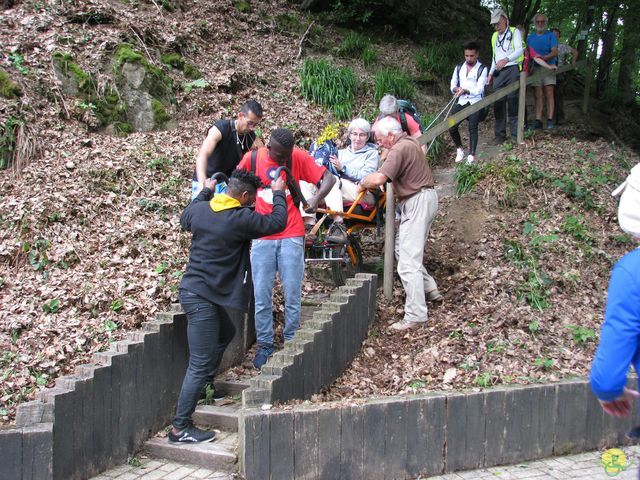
[449,102,481,155]
[173,290,236,430]
[493,65,520,139]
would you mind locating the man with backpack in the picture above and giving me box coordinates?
[374,95,427,154]
[449,41,488,164]
[488,9,524,144]
[236,128,335,369]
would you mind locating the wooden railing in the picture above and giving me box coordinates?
[382,60,589,298]
[417,60,588,146]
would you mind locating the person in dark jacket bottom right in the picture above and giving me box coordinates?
[590,163,640,424]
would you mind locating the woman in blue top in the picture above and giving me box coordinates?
[590,163,640,417]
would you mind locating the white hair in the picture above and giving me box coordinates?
[347,117,371,135]
[378,95,398,116]
[373,116,402,137]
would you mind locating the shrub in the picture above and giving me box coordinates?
[299,58,358,120]
[374,68,415,103]
[415,42,459,80]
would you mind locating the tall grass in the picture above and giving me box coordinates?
[374,68,415,103]
[337,32,378,67]
[415,42,460,80]
[299,58,359,120]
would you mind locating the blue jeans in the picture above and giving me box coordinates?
[173,290,236,430]
[251,237,305,347]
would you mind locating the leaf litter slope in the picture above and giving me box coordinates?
[0,0,637,422]
[320,132,637,402]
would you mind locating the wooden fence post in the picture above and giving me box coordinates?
[383,184,395,299]
[517,70,527,143]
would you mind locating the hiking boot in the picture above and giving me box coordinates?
[455,148,465,163]
[304,224,317,243]
[168,425,215,444]
[490,136,506,145]
[252,346,273,370]
[546,119,554,130]
[390,319,423,331]
[534,119,543,130]
[466,154,475,164]
[426,289,443,302]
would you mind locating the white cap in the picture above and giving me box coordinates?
[613,163,640,238]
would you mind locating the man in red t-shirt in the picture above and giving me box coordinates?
[237,128,335,369]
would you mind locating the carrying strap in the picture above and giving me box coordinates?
[456,62,486,85]
[250,149,305,208]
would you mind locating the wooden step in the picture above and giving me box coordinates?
[192,404,240,432]
[214,378,250,397]
[144,431,238,471]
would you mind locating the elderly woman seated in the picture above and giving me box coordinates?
[301,118,380,239]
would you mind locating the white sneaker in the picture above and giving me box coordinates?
[390,319,423,331]
[455,148,465,163]
[466,154,475,164]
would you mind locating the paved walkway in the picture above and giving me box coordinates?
[94,446,640,479]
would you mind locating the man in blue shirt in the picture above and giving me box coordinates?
[527,13,558,130]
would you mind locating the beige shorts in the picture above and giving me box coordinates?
[531,65,556,86]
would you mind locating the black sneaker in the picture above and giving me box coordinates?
[168,425,215,444]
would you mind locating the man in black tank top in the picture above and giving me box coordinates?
[192,100,264,199]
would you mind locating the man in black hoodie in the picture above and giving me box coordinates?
[170,169,287,444]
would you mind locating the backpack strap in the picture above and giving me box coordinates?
[250,149,258,176]
[456,62,463,86]
[476,64,485,81]
[399,111,409,135]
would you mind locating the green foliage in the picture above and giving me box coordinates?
[374,68,415,103]
[337,32,377,66]
[534,357,554,370]
[233,0,251,13]
[42,299,60,314]
[528,318,539,334]
[155,261,169,274]
[415,42,459,80]
[552,175,596,210]
[52,51,92,93]
[0,68,22,99]
[24,238,51,272]
[146,155,172,171]
[299,58,358,120]
[562,215,592,243]
[184,78,208,93]
[0,117,22,170]
[161,52,185,69]
[453,161,488,196]
[9,52,29,75]
[474,372,492,388]
[408,378,429,388]
[127,456,142,468]
[329,0,382,24]
[110,299,124,313]
[183,63,202,80]
[566,324,596,346]
[151,99,171,126]
[503,239,552,311]
[104,319,118,332]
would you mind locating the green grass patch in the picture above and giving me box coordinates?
[453,161,489,196]
[415,42,459,81]
[299,58,358,120]
[374,68,415,103]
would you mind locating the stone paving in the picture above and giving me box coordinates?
[94,445,640,479]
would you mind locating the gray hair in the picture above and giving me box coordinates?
[347,118,371,136]
[378,95,398,116]
[373,116,402,137]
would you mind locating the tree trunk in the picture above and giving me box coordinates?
[510,0,541,30]
[577,3,595,60]
[617,3,640,104]
[595,4,620,98]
